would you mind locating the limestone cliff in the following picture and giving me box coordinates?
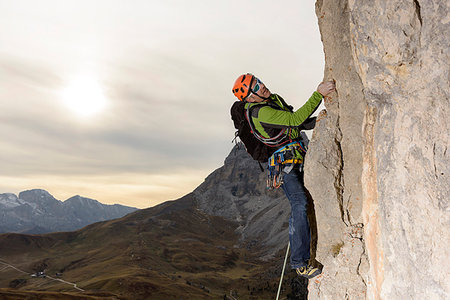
[305,0,449,299]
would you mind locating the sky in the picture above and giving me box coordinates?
[0,0,324,209]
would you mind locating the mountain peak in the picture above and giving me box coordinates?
[65,195,97,203]
[0,189,138,234]
[0,193,22,209]
[18,189,58,203]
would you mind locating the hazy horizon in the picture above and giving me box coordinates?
[0,1,324,208]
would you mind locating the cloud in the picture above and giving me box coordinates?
[0,34,321,182]
[0,0,323,207]
[0,57,62,90]
[0,171,210,209]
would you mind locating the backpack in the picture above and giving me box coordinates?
[230,99,317,163]
[230,101,280,162]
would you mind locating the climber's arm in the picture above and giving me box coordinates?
[257,91,323,128]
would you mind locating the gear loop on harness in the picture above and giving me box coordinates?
[266,140,307,190]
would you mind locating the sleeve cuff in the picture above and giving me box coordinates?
[313,91,324,98]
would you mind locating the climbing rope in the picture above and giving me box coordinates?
[275,241,290,300]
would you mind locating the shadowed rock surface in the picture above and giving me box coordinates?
[194,145,291,259]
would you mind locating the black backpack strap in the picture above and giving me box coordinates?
[258,161,265,172]
[298,117,317,130]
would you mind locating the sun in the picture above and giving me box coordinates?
[61,73,107,117]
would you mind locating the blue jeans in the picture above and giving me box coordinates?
[281,166,311,268]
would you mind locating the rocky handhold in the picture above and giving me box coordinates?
[307,0,449,299]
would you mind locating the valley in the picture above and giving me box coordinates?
[0,194,305,299]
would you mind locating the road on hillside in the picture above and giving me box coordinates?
[0,259,84,292]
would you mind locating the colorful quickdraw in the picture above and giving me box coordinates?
[267,140,307,190]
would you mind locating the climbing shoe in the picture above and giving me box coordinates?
[296,265,322,279]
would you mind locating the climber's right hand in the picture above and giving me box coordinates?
[317,81,336,97]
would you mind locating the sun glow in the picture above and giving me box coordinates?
[61,73,107,117]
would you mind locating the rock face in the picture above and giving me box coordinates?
[0,189,138,234]
[194,145,291,258]
[305,0,449,299]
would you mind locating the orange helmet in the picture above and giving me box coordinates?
[232,73,254,101]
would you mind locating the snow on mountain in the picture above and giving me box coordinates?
[0,189,138,234]
[0,193,24,209]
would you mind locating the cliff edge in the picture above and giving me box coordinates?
[305,1,449,299]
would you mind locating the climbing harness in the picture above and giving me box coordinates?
[276,241,290,300]
[267,140,307,190]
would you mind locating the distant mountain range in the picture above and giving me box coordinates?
[0,146,307,299]
[0,189,138,234]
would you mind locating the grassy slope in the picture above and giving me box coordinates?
[0,195,296,299]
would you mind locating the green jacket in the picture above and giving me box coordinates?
[245,91,323,160]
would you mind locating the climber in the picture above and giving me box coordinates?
[231,73,335,279]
